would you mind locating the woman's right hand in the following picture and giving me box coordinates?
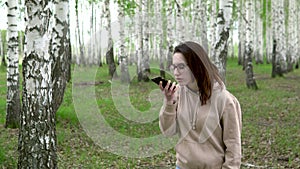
[159,80,178,104]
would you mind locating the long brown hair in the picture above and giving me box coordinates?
[174,41,223,105]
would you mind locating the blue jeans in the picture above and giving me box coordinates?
[176,166,180,169]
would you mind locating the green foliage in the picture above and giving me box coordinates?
[117,0,137,16]
[0,60,299,168]
[181,0,192,8]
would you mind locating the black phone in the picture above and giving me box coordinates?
[151,77,171,89]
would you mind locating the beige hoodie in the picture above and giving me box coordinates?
[159,83,242,169]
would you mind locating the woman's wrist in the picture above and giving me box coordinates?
[166,99,176,105]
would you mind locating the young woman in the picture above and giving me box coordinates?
[159,41,242,169]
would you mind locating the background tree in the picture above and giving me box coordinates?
[5,0,21,128]
[51,0,71,113]
[254,0,264,64]
[104,0,117,77]
[271,0,287,77]
[1,30,7,67]
[118,0,131,83]
[18,0,57,168]
[287,0,297,71]
[211,0,233,83]
[244,0,258,89]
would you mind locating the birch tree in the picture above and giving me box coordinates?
[244,0,258,89]
[272,0,287,77]
[175,0,184,41]
[118,1,130,83]
[211,0,233,83]
[104,0,117,77]
[287,0,297,71]
[194,0,208,53]
[142,0,150,81]
[254,0,263,64]
[159,0,166,78]
[75,0,84,65]
[136,0,145,81]
[1,31,7,67]
[5,0,21,128]
[18,0,57,168]
[208,0,217,58]
[265,0,272,63]
[200,0,208,53]
[51,0,70,113]
[166,0,174,71]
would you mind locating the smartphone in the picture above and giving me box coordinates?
[151,77,171,89]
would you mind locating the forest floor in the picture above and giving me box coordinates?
[0,58,300,168]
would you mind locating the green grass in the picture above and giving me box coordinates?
[0,59,300,168]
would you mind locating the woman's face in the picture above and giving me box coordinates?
[171,52,195,86]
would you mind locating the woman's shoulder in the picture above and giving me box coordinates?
[212,85,239,104]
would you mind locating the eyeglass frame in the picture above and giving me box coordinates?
[169,63,187,73]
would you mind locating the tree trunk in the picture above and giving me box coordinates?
[254,0,264,64]
[137,0,144,81]
[51,0,70,114]
[200,0,208,53]
[211,0,233,83]
[272,0,287,76]
[166,0,174,71]
[75,0,84,65]
[6,0,21,128]
[175,0,184,41]
[104,0,116,77]
[208,0,217,58]
[159,0,166,78]
[287,0,297,72]
[245,0,258,89]
[118,2,130,83]
[142,0,150,81]
[1,31,7,67]
[265,0,272,64]
[18,0,57,168]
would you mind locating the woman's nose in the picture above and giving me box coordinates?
[173,68,180,75]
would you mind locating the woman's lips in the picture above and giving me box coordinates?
[176,78,183,82]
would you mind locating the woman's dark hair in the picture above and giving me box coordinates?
[174,41,223,105]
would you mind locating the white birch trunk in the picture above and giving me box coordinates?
[175,0,184,41]
[265,0,272,63]
[18,0,57,168]
[159,0,166,78]
[75,0,84,65]
[238,0,245,65]
[51,0,70,113]
[104,0,116,77]
[142,0,150,80]
[287,0,297,70]
[118,2,130,83]
[272,0,287,76]
[6,0,21,128]
[137,0,144,81]
[211,0,233,83]
[245,0,258,89]
[208,0,217,58]
[254,0,263,64]
[200,0,208,53]
[166,0,174,70]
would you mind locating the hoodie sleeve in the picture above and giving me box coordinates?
[221,94,242,169]
[159,101,178,137]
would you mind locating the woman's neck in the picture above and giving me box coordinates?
[187,80,198,92]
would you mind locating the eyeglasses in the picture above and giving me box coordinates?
[169,63,187,73]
